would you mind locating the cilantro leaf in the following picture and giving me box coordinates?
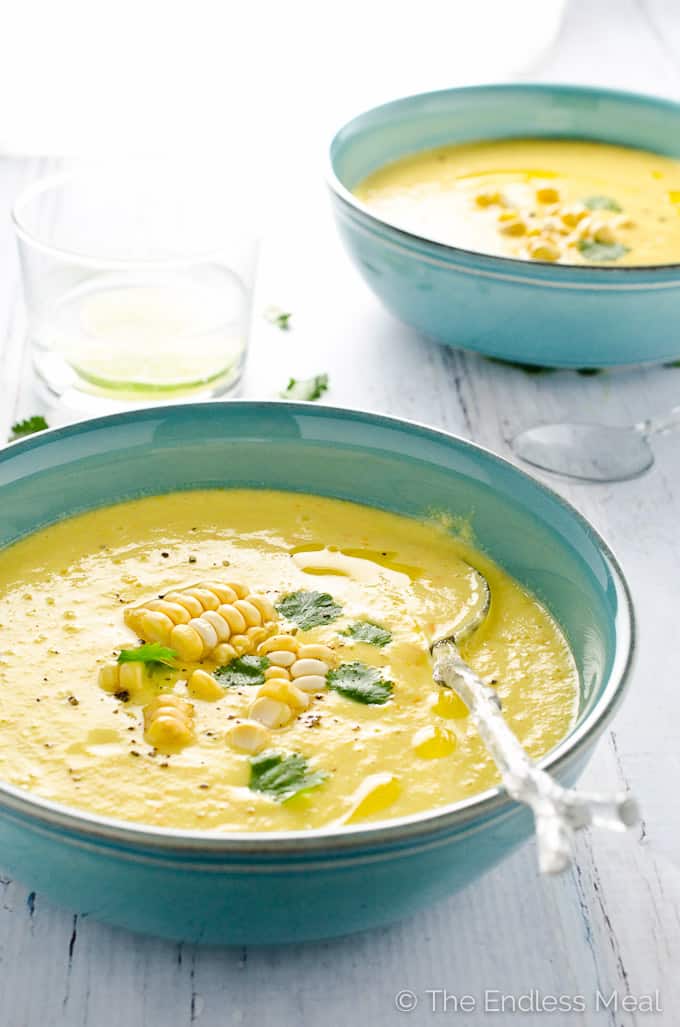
[266,307,293,331]
[276,589,342,630]
[578,240,629,262]
[117,642,177,667]
[327,661,393,705]
[9,415,48,441]
[249,750,328,802]
[215,654,269,687]
[341,621,392,647]
[583,195,622,212]
[281,373,329,402]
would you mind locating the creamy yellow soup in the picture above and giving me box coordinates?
[0,490,578,832]
[355,138,680,266]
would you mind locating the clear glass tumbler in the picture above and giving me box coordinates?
[13,163,260,409]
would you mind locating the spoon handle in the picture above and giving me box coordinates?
[636,404,680,437]
[432,640,638,874]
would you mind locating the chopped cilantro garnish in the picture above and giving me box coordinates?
[327,661,393,705]
[583,195,622,212]
[249,750,328,802]
[578,240,629,262]
[341,621,392,647]
[276,589,342,630]
[9,415,48,441]
[266,308,293,331]
[281,373,329,402]
[215,654,270,687]
[117,643,177,667]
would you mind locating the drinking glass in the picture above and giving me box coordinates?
[13,163,260,409]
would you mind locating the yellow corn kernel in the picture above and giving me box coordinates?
[187,668,224,701]
[293,674,327,693]
[164,592,203,618]
[560,205,588,228]
[118,661,146,694]
[188,617,218,653]
[498,217,526,237]
[213,642,237,664]
[592,222,617,245]
[432,689,469,719]
[143,695,195,752]
[290,657,329,679]
[201,609,231,641]
[528,239,561,262]
[230,634,252,657]
[170,623,204,662]
[412,724,456,759]
[184,588,220,611]
[145,599,191,625]
[226,719,270,754]
[266,650,297,668]
[246,625,269,647]
[264,665,291,681]
[232,599,262,627]
[224,581,248,599]
[139,610,173,644]
[200,582,238,604]
[297,643,335,664]
[217,604,247,634]
[258,634,299,656]
[250,696,293,728]
[248,595,277,622]
[536,185,560,204]
[99,662,120,692]
[474,188,503,207]
[258,679,310,711]
[345,773,401,823]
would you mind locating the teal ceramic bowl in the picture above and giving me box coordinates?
[0,402,634,943]
[328,83,680,368]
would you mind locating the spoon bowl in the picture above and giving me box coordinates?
[511,422,654,482]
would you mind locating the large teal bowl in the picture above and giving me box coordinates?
[0,402,634,943]
[328,83,680,368]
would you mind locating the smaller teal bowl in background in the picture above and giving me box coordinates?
[328,83,680,368]
[0,403,634,943]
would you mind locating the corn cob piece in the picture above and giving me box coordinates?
[98,660,146,697]
[143,694,195,753]
[124,582,278,663]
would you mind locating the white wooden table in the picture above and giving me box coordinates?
[1,1,679,1023]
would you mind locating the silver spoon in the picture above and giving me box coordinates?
[431,566,638,874]
[511,405,680,482]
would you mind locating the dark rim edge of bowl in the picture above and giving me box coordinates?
[326,81,680,277]
[0,400,636,854]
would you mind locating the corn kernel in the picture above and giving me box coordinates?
[592,222,617,245]
[250,696,293,728]
[293,674,327,693]
[226,719,269,754]
[248,595,277,622]
[170,623,204,662]
[201,610,231,641]
[187,668,224,701]
[258,679,310,711]
[184,588,220,611]
[139,610,173,644]
[560,206,588,228]
[290,658,329,679]
[164,592,203,618]
[267,650,297,668]
[259,635,299,655]
[498,218,526,237]
[230,634,252,656]
[118,661,145,694]
[233,599,262,627]
[218,604,247,634]
[474,188,503,207]
[297,644,335,663]
[536,185,560,204]
[199,582,238,604]
[213,642,237,664]
[99,662,120,692]
[145,599,191,625]
[144,694,195,752]
[264,666,291,681]
[528,239,561,262]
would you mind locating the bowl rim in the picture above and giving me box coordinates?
[327,80,680,276]
[0,400,636,854]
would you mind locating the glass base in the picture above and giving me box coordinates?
[33,347,245,418]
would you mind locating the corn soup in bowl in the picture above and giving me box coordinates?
[329,83,680,367]
[0,402,633,942]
